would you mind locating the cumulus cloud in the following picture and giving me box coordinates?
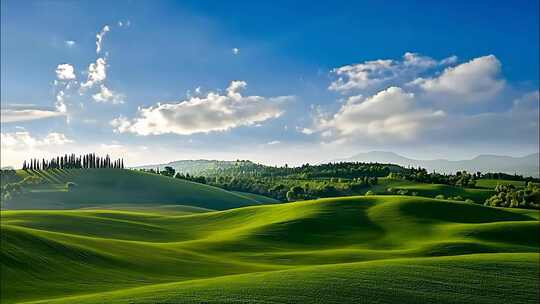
[329,52,457,93]
[267,140,281,145]
[64,40,76,48]
[314,53,537,148]
[412,55,505,103]
[318,87,444,141]
[111,81,290,135]
[55,63,76,80]
[232,48,240,55]
[1,131,73,149]
[92,85,125,104]
[80,57,107,90]
[96,25,110,54]
[1,105,65,123]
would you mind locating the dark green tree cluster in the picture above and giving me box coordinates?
[22,154,124,170]
[484,182,540,209]
[139,167,208,184]
[387,169,477,188]
[175,172,207,184]
[1,175,44,203]
[480,172,540,183]
[200,161,405,179]
[0,169,20,186]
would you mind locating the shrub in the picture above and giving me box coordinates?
[66,182,78,192]
[435,194,445,200]
[365,190,374,196]
[464,199,474,204]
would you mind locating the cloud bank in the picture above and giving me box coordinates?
[308,53,538,148]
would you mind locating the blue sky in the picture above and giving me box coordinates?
[1,0,539,167]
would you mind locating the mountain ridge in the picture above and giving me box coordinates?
[335,151,539,177]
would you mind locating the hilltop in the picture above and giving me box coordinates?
[132,159,248,175]
[1,195,538,303]
[1,169,271,210]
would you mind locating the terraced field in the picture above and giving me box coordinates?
[1,196,538,303]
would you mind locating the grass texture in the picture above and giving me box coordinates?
[1,195,539,303]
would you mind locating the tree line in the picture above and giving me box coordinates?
[22,153,124,170]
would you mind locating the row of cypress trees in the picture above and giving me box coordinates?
[22,154,124,170]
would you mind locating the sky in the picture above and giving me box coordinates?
[1,0,539,168]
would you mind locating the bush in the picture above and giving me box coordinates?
[365,190,374,196]
[464,199,474,204]
[435,194,445,200]
[66,182,78,192]
[484,182,540,209]
[397,189,409,196]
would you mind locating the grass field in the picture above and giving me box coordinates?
[475,179,528,189]
[373,177,495,202]
[3,169,272,210]
[1,195,538,303]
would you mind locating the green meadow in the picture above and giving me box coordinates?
[3,169,267,210]
[1,173,539,304]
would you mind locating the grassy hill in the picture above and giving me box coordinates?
[372,177,495,201]
[1,196,538,303]
[2,169,270,210]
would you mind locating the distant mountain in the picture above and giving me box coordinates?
[132,159,250,176]
[336,151,539,177]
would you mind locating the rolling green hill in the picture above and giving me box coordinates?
[2,169,269,210]
[476,178,528,189]
[1,196,538,303]
[373,177,495,201]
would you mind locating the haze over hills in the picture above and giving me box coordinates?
[133,159,245,175]
[334,151,540,177]
[133,152,539,178]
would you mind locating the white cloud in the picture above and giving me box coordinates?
[413,55,505,103]
[92,85,125,104]
[329,52,457,93]
[267,140,281,145]
[55,63,76,80]
[297,127,315,135]
[117,20,130,28]
[1,131,73,149]
[55,90,68,113]
[319,87,444,141]
[315,52,539,150]
[64,40,76,48]
[96,25,110,54]
[440,55,458,65]
[1,105,65,123]
[232,48,240,55]
[80,58,107,90]
[112,81,290,135]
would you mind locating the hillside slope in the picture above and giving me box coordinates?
[3,169,265,210]
[1,196,538,303]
